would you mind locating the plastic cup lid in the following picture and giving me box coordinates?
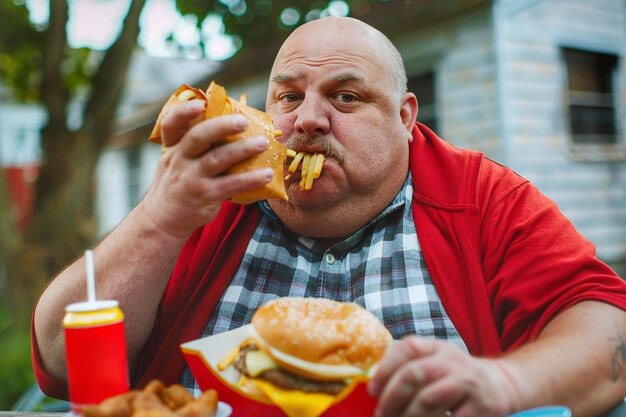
[65,299,119,312]
[509,406,572,417]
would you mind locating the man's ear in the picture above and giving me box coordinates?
[399,92,418,141]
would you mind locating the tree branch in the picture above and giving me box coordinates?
[83,0,148,153]
[40,0,69,145]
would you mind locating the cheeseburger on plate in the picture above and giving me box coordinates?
[218,297,392,417]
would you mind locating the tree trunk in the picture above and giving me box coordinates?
[6,0,147,322]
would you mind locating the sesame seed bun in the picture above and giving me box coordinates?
[148,82,289,204]
[251,297,392,381]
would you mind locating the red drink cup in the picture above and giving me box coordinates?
[63,300,129,410]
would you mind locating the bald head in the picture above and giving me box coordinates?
[264,16,417,238]
[272,17,407,99]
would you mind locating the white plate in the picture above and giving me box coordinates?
[217,401,233,417]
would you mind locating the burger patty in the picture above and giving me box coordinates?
[234,344,347,395]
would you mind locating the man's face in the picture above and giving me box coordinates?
[265,18,415,235]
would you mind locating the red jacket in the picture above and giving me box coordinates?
[32,123,626,399]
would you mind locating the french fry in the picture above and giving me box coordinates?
[284,151,325,190]
[288,152,305,173]
[217,345,241,371]
[300,154,311,190]
[312,154,324,179]
[304,154,318,190]
[301,154,311,177]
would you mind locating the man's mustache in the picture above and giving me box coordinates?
[284,136,345,165]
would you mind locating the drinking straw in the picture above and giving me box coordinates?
[85,249,96,303]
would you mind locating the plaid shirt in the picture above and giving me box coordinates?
[182,174,467,392]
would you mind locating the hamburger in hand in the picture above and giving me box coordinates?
[218,297,392,417]
[149,82,328,204]
[149,82,290,204]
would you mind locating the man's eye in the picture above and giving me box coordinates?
[336,93,357,103]
[280,93,300,103]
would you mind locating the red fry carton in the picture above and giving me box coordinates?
[180,324,378,417]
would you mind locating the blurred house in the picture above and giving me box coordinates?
[109,0,626,273]
[0,91,44,234]
[4,0,625,273]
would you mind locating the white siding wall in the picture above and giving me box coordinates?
[497,0,626,262]
[397,0,626,264]
[396,7,503,158]
[0,103,45,166]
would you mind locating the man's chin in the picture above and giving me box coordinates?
[283,183,341,211]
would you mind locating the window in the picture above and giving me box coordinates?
[408,71,438,132]
[563,48,620,153]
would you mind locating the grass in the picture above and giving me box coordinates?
[0,306,34,410]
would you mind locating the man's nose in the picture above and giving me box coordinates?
[293,95,331,136]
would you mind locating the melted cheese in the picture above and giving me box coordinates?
[245,349,278,377]
[250,378,336,417]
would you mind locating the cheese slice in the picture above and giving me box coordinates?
[245,349,278,377]
[249,377,336,417]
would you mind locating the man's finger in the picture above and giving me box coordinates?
[369,336,439,397]
[198,167,275,202]
[373,360,426,417]
[159,99,206,147]
[197,135,269,178]
[178,114,250,158]
[403,376,466,417]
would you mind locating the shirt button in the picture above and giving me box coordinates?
[325,254,336,265]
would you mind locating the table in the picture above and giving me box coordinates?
[606,400,626,417]
[3,400,626,417]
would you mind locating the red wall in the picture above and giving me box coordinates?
[3,165,39,233]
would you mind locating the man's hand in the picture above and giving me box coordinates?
[139,99,275,238]
[368,337,518,417]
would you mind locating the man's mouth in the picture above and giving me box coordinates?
[284,150,325,191]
